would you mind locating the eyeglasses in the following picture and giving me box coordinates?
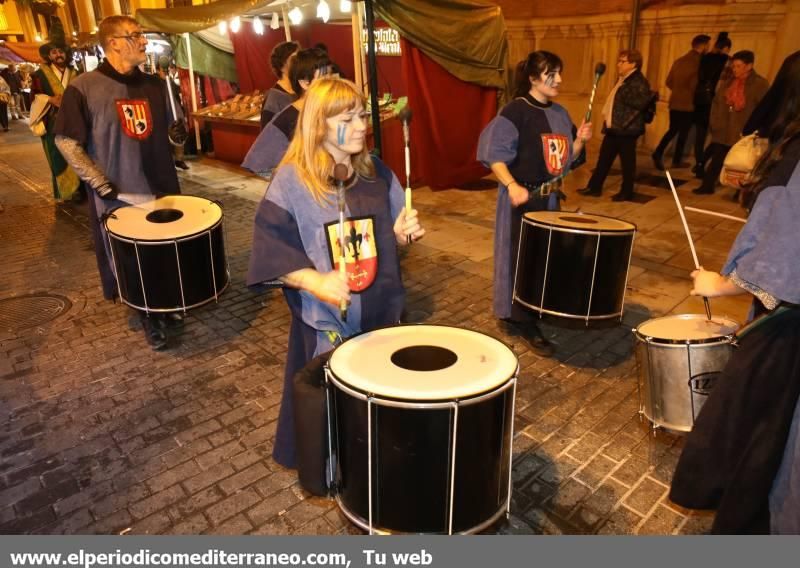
[113,32,145,41]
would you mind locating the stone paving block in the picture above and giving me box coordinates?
[205,488,263,526]
[282,497,336,529]
[290,517,337,535]
[166,514,210,535]
[596,505,643,535]
[85,509,133,535]
[678,513,714,535]
[217,463,270,496]
[128,484,186,520]
[145,461,202,494]
[91,483,150,519]
[205,513,254,535]
[130,511,172,535]
[623,477,669,516]
[43,508,94,535]
[182,462,236,494]
[573,454,619,489]
[637,504,685,535]
[610,456,652,487]
[545,479,591,518]
[0,507,57,534]
[246,487,301,526]
[14,478,81,516]
[583,478,630,517]
[195,440,245,471]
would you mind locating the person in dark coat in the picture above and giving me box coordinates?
[578,49,651,201]
[693,32,732,178]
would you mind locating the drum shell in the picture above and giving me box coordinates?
[329,379,514,534]
[514,220,634,320]
[108,220,228,311]
[635,336,733,432]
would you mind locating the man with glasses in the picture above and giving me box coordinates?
[578,50,652,201]
[54,15,182,350]
[31,36,81,202]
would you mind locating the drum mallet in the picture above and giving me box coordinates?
[334,163,350,322]
[584,63,607,125]
[398,106,414,244]
[666,171,712,321]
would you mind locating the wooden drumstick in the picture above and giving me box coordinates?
[584,63,607,125]
[666,171,712,321]
[684,206,747,224]
[398,107,413,244]
[334,163,349,322]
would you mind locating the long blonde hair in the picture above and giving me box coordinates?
[279,77,375,205]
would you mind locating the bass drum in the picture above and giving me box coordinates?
[105,195,229,312]
[514,211,636,322]
[326,325,518,534]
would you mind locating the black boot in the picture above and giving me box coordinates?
[140,313,168,350]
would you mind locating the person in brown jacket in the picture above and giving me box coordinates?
[652,34,710,170]
[694,50,770,194]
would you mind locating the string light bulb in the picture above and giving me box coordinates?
[230,16,241,33]
[288,6,303,25]
[270,12,280,29]
[340,0,351,12]
[317,0,331,23]
[253,16,264,35]
[218,20,227,35]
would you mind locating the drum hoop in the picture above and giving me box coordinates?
[522,218,636,237]
[326,368,517,407]
[633,331,735,346]
[522,212,637,234]
[106,216,224,244]
[512,295,624,320]
[333,494,509,535]
[115,276,231,313]
[326,323,518,399]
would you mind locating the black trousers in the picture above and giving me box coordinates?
[698,143,731,192]
[653,110,694,163]
[694,104,711,165]
[0,102,8,130]
[587,133,639,197]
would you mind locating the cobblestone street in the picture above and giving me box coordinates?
[0,118,751,535]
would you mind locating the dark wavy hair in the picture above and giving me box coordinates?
[289,48,334,95]
[513,51,563,98]
[270,41,300,79]
[744,51,800,209]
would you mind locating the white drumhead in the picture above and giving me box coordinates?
[636,314,739,342]
[106,195,222,241]
[524,211,635,232]
[328,325,518,401]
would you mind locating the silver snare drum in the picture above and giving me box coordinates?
[634,314,738,432]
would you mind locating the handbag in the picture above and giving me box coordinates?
[720,133,769,188]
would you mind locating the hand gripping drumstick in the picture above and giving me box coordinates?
[334,163,350,322]
[584,63,607,126]
[666,171,713,321]
[398,106,413,244]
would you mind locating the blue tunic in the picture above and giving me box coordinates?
[477,94,583,320]
[242,105,299,177]
[247,158,406,467]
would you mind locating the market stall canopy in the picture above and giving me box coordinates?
[171,33,238,83]
[136,0,281,34]
[0,44,27,64]
[2,41,44,63]
[373,0,508,90]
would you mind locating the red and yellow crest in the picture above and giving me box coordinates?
[326,216,378,292]
[541,134,569,175]
[115,99,153,140]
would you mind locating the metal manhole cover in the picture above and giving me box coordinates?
[0,294,72,333]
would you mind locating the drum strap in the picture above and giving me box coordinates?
[735,304,799,341]
[519,179,567,205]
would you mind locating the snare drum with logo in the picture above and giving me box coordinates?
[634,314,739,432]
[325,325,518,534]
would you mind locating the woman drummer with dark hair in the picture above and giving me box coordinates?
[477,51,592,356]
[669,51,800,532]
[246,78,424,469]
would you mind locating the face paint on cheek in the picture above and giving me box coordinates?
[337,123,347,146]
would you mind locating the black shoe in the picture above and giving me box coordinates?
[652,153,665,171]
[577,187,602,197]
[157,312,185,329]
[174,160,190,170]
[141,315,168,350]
[692,187,714,195]
[693,165,705,179]
[671,161,691,169]
[611,192,634,202]
[520,323,556,357]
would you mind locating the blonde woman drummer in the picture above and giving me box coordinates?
[247,78,424,470]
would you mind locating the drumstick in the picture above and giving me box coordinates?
[666,171,712,321]
[334,163,349,322]
[684,206,747,224]
[584,63,607,125]
[398,107,413,244]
